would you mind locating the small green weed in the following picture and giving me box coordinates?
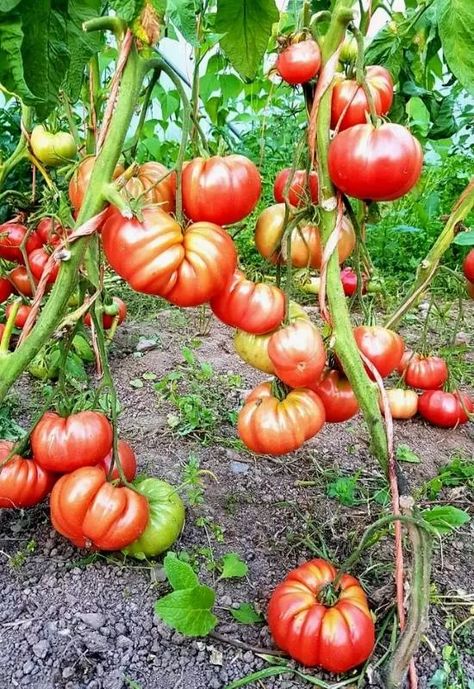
[8,539,37,569]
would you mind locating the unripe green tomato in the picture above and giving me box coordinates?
[367,278,384,294]
[122,478,185,560]
[28,351,59,380]
[30,125,77,167]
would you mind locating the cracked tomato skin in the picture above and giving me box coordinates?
[353,325,405,379]
[50,466,149,550]
[273,168,319,207]
[331,66,393,131]
[267,559,375,672]
[182,154,261,225]
[308,369,359,423]
[32,411,113,473]
[102,206,237,307]
[418,390,473,428]
[0,441,56,509]
[276,40,321,85]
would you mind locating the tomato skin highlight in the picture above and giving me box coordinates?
[331,66,393,131]
[273,168,319,207]
[238,382,325,455]
[50,466,149,550]
[0,441,56,509]
[182,155,261,225]
[32,411,113,473]
[98,440,137,483]
[6,303,32,328]
[418,390,473,428]
[276,40,321,85]
[268,320,326,388]
[8,266,35,297]
[29,248,59,284]
[382,389,418,419]
[340,267,367,296]
[463,249,474,282]
[267,558,375,672]
[328,123,423,201]
[210,270,285,335]
[399,353,448,390]
[124,161,176,213]
[84,297,127,329]
[308,369,359,422]
[353,325,405,378]
[0,222,41,263]
[0,277,13,303]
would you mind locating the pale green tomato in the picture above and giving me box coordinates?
[30,125,77,167]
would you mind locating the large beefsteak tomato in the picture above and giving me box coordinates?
[98,440,137,483]
[399,353,448,390]
[124,161,176,212]
[268,320,326,388]
[331,66,393,131]
[418,390,472,428]
[308,369,359,422]
[353,326,404,378]
[0,441,55,509]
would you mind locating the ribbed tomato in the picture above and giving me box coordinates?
[50,466,149,550]
[382,389,418,419]
[102,207,237,307]
[182,155,261,225]
[309,369,359,422]
[462,249,474,282]
[0,277,13,302]
[267,559,375,672]
[36,217,66,246]
[0,223,41,263]
[328,123,423,201]
[353,326,405,378]
[123,161,176,213]
[8,266,34,297]
[68,156,124,213]
[6,303,32,328]
[268,320,326,387]
[98,440,137,483]
[331,66,393,131]
[32,411,113,473]
[29,248,59,284]
[238,382,325,455]
[0,441,56,509]
[210,270,285,334]
[273,168,319,207]
[276,40,321,85]
[399,353,448,390]
[418,390,472,428]
[84,296,127,329]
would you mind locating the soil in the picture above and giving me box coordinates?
[1,304,473,689]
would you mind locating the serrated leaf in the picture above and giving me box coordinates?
[65,0,102,103]
[154,585,217,636]
[437,0,474,95]
[167,0,198,45]
[219,553,248,579]
[421,505,470,535]
[0,14,36,103]
[396,444,421,464]
[453,230,474,246]
[163,552,199,590]
[365,26,403,80]
[215,0,279,80]
[230,602,263,624]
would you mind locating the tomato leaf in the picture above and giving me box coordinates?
[436,0,474,95]
[219,553,248,579]
[167,0,198,46]
[163,552,199,590]
[65,0,102,103]
[396,444,421,464]
[0,0,22,10]
[421,505,470,535]
[230,602,263,624]
[364,24,404,80]
[215,0,279,81]
[453,230,474,246]
[154,585,217,636]
[0,13,36,104]
[109,0,138,22]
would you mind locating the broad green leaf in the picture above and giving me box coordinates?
[406,96,431,138]
[65,0,102,103]
[154,585,217,636]
[219,553,248,579]
[109,0,138,22]
[219,74,243,100]
[215,0,279,80]
[437,0,474,95]
[163,552,199,590]
[453,230,474,246]
[365,25,403,80]
[150,0,167,15]
[396,444,421,464]
[429,94,457,139]
[167,0,198,45]
[0,0,22,10]
[65,351,87,381]
[421,505,470,535]
[0,14,36,103]
[230,602,263,624]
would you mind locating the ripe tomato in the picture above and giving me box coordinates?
[268,320,326,388]
[124,162,176,213]
[0,441,55,509]
[466,280,474,299]
[8,266,34,297]
[0,324,4,341]
[463,249,474,282]
[69,156,124,212]
[238,382,325,455]
[276,39,321,85]
[382,389,418,419]
[328,123,423,201]
[331,66,393,131]
[6,303,32,328]
[182,155,261,226]
[84,296,127,329]
[98,440,137,483]
[102,207,237,307]
[30,125,77,166]
[36,217,66,247]
[255,204,355,268]
[31,410,113,473]
[399,353,448,390]
[353,326,405,378]
[50,466,149,550]
[418,390,472,428]
[267,559,375,672]
[0,222,41,263]
[0,277,13,303]
[122,477,185,559]
[273,168,319,207]
[340,267,367,296]
[308,369,359,422]
[29,248,59,284]
[210,270,285,335]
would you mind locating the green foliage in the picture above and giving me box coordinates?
[396,444,421,464]
[327,473,360,506]
[421,505,470,535]
[436,0,474,95]
[230,602,263,624]
[0,397,25,441]
[218,553,248,580]
[422,456,474,499]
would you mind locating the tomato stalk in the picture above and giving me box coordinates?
[0,298,20,354]
[352,25,378,125]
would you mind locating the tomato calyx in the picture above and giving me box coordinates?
[317,582,341,607]
[270,377,291,401]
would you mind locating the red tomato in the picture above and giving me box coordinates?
[8,266,35,297]
[69,156,124,213]
[84,297,127,329]
[466,280,474,299]
[0,324,4,341]
[353,326,405,378]
[399,353,448,390]
[0,222,41,263]
[268,320,326,388]
[276,40,321,85]
[0,277,13,303]
[382,389,418,419]
[463,249,474,282]
[36,217,66,247]
[6,303,32,328]
[31,411,113,473]
[273,169,319,207]
[331,66,393,131]
[340,267,367,296]
[102,207,237,307]
[0,441,56,509]
[238,382,325,455]
[268,559,375,672]
[210,270,285,335]
[50,466,149,550]
[98,440,137,483]
[182,155,261,225]
[29,248,59,284]
[328,123,423,201]
[418,390,472,428]
[124,161,176,213]
[308,369,359,422]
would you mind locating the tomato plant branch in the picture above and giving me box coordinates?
[0,299,20,354]
[0,104,31,191]
[127,69,160,160]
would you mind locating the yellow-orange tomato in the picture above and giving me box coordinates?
[381,389,418,419]
[123,161,176,213]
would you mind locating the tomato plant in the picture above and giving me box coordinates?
[418,390,473,428]
[68,156,124,213]
[124,162,176,212]
[0,441,55,509]
[309,369,359,422]
[275,39,321,85]
[331,66,393,131]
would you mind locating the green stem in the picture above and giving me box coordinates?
[61,90,81,148]
[352,26,378,125]
[0,104,31,191]
[83,16,127,38]
[0,299,20,353]
[86,54,101,154]
[128,69,160,160]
